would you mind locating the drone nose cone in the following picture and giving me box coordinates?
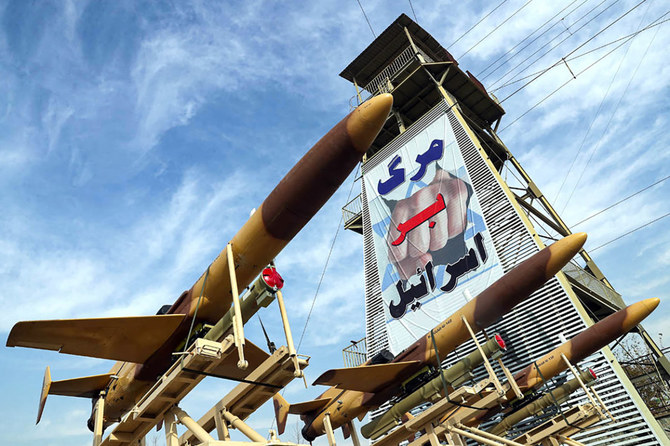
[347,93,393,153]
[544,232,587,278]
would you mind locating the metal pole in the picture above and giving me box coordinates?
[226,243,248,370]
[450,426,505,446]
[163,410,179,446]
[214,406,230,441]
[461,316,503,395]
[458,424,525,446]
[219,407,266,442]
[347,421,361,446]
[558,435,588,446]
[92,391,105,446]
[275,289,302,377]
[498,357,523,399]
[323,413,337,446]
[353,78,363,105]
[170,406,216,444]
[425,424,441,446]
[560,355,600,415]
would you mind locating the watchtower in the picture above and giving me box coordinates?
[340,14,669,444]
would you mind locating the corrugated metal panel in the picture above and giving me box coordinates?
[361,100,663,444]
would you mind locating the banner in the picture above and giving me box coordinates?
[364,114,504,353]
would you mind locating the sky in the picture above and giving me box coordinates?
[0,0,668,445]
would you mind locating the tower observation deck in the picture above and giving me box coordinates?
[340,13,670,445]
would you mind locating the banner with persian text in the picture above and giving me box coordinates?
[364,114,505,353]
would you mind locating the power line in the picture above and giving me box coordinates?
[408,0,418,23]
[497,8,664,133]
[489,14,670,90]
[447,0,509,50]
[355,0,376,38]
[296,165,360,351]
[490,0,619,91]
[459,0,537,59]
[499,35,631,132]
[554,3,652,210]
[591,212,670,252]
[559,1,660,211]
[478,0,586,80]
[499,0,648,103]
[573,175,670,227]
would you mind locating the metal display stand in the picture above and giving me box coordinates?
[95,253,308,446]
[364,319,610,446]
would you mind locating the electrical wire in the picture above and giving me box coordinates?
[489,14,670,90]
[459,0,537,59]
[573,175,670,227]
[356,0,376,38]
[499,0,648,103]
[554,6,647,209]
[560,5,663,211]
[489,0,619,91]
[478,0,586,80]
[296,165,361,352]
[408,0,418,23]
[498,35,631,132]
[447,0,509,50]
[590,212,670,252]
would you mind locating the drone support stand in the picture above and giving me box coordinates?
[275,288,302,378]
[324,413,337,446]
[226,243,248,370]
[92,391,106,446]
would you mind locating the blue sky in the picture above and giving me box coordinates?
[0,1,668,444]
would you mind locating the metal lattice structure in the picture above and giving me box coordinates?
[341,13,670,445]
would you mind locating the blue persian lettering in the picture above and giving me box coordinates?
[377,155,405,195]
[410,139,443,181]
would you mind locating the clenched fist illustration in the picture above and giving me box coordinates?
[387,169,470,280]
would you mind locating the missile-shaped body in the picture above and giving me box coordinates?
[461,297,660,427]
[284,233,587,441]
[511,297,659,396]
[361,335,506,440]
[488,368,597,436]
[96,94,394,425]
[8,94,394,430]
[186,94,394,325]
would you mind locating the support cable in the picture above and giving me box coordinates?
[447,0,509,50]
[355,0,376,38]
[459,0,537,59]
[572,175,670,227]
[478,0,585,80]
[182,267,210,354]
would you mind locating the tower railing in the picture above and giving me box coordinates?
[350,46,435,109]
[342,193,362,228]
[342,337,367,368]
[561,261,625,309]
[364,46,415,95]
